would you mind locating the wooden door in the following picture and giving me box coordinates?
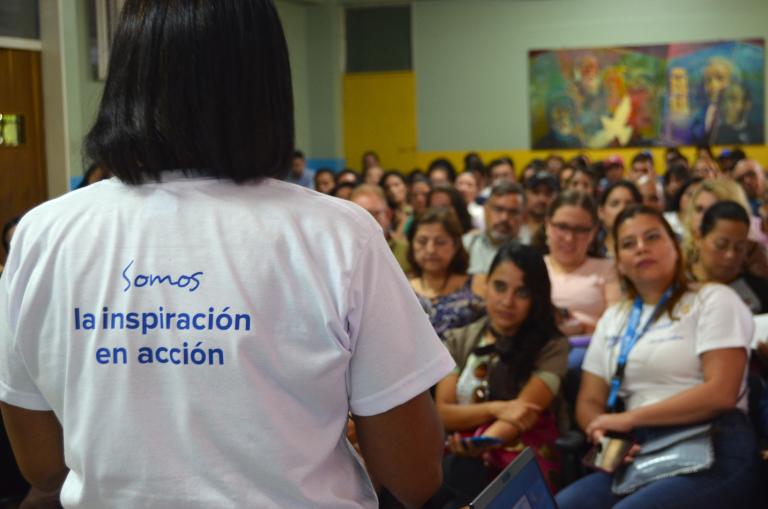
[343,71,418,173]
[0,48,47,263]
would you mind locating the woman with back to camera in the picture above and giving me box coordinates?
[430,242,569,507]
[556,205,760,509]
[0,2,453,508]
[408,208,484,339]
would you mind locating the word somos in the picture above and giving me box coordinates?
[121,260,203,292]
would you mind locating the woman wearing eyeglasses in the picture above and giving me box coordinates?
[544,192,621,341]
[555,205,760,509]
[430,243,568,506]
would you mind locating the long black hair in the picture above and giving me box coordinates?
[84,0,294,185]
[484,242,561,401]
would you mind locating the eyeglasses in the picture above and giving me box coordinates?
[550,221,593,237]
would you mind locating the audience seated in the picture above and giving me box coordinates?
[409,175,432,218]
[430,243,568,507]
[362,164,384,186]
[663,177,703,238]
[429,184,474,234]
[381,170,412,240]
[683,178,768,278]
[336,168,360,186]
[689,201,768,313]
[556,205,761,509]
[360,150,380,173]
[662,162,690,209]
[691,155,722,180]
[428,158,458,186]
[463,181,526,290]
[564,166,597,198]
[732,159,765,216]
[313,168,336,194]
[331,181,355,200]
[408,207,484,338]
[543,191,621,340]
[522,172,559,245]
[635,175,665,211]
[597,181,642,258]
[350,185,411,274]
[627,151,655,182]
[455,172,484,230]
[286,149,314,188]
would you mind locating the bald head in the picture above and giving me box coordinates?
[351,185,392,235]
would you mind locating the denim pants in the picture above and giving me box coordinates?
[555,410,764,509]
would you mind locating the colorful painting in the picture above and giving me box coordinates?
[529,40,764,149]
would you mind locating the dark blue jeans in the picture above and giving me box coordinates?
[555,410,764,509]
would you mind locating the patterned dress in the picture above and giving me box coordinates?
[416,276,485,339]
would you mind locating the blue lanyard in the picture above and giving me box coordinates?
[606,288,673,412]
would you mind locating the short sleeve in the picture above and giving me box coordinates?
[346,231,455,416]
[694,284,754,356]
[533,336,569,382]
[442,328,464,367]
[0,267,51,411]
[581,305,621,382]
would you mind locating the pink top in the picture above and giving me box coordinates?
[545,256,620,328]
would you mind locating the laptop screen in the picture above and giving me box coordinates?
[470,448,558,509]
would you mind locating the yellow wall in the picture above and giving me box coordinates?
[414,146,768,178]
[341,72,768,177]
[343,71,418,172]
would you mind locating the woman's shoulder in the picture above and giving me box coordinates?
[689,282,743,306]
[443,317,489,364]
[582,256,616,273]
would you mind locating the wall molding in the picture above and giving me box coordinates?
[0,37,42,51]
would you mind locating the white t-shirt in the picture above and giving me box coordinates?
[582,284,753,412]
[0,174,455,509]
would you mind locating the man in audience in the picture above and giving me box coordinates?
[478,157,517,203]
[351,185,411,273]
[628,151,655,182]
[732,159,764,216]
[286,150,315,188]
[463,181,525,290]
[521,171,558,244]
[636,175,665,211]
[487,157,516,184]
[603,155,625,185]
[314,168,336,194]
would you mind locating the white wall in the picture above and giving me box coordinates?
[413,0,768,151]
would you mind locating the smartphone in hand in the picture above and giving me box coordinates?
[582,434,634,473]
[462,436,504,448]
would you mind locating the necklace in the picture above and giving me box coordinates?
[420,272,451,300]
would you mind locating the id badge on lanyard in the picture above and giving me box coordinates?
[606,288,673,412]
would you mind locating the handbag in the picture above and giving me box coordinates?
[611,422,714,495]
